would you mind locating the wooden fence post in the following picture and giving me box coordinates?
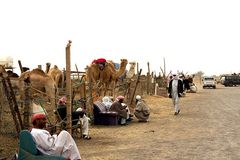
[0,82,3,130]
[23,82,30,129]
[66,40,72,134]
[130,69,142,105]
[18,60,24,73]
[147,62,150,95]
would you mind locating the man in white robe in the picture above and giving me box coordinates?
[168,74,184,115]
[30,113,81,160]
[58,96,91,140]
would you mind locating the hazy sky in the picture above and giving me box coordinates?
[1,0,240,76]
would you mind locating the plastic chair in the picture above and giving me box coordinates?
[18,130,65,160]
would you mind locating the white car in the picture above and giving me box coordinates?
[202,76,216,89]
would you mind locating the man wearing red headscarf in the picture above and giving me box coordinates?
[95,58,107,70]
[109,95,130,125]
[57,96,91,140]
[30,113,81,160]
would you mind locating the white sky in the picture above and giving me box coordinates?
[1,0,240,76]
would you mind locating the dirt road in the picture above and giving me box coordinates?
[77,85,240,160]
[1,84,240,160]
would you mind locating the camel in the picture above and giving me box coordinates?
[86,59,128,96]
[47,65,64,89]
[18,68,58,109]
[126,61,136,79]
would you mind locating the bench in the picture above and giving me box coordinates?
[93,101,119,125]
[18,130,65,160]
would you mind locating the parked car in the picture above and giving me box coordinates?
[202,76,216,89]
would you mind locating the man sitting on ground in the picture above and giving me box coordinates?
[134,95,150,122]
[30,113,81,160]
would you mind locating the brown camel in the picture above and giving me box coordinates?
[47,65,64,89]
[18,68,58,109]
[86,59,128,96]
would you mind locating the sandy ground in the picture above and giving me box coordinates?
[1,84,240,160]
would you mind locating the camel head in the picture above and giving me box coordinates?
[126,61,136,79]
[113,59,128,79]
[128,61,136,69]
[120,59,128,67]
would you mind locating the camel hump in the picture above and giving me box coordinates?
[53,65,58,69]
[31,68,46,76]
[107,60,113,63]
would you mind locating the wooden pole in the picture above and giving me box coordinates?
[130,69,142,105]
[23,82,30,129]
[83,81,87,110]
[0,82,3,130]
[75,64,80,80]
[147,62,150,95]
[88,74,94,118]
[137,62,139,74]
[66,40,72,134]
[18,60,24,73]
[0,73,21,133]
[163,57,166,78]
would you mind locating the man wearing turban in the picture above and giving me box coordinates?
[31,113,81,159]
[168,74,184,115]
[109,95,130,125]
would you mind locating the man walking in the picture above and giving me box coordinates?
[168,74,184,115]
